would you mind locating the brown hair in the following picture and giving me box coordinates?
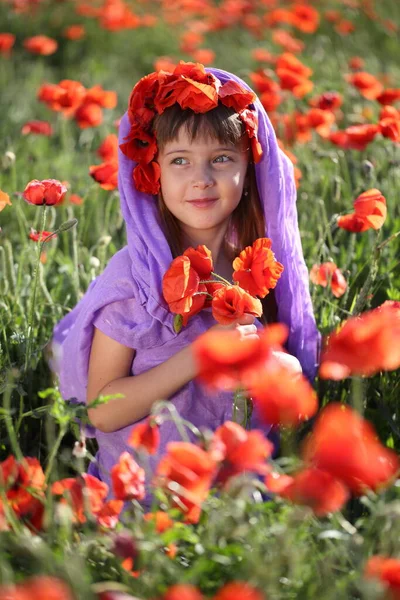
[153,103,277,324]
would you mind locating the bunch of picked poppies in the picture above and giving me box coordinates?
[120,61,263,195]
[162,237,284,329]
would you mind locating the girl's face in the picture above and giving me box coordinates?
[157,126,249,247]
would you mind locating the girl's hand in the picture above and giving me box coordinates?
[269,350,302,376]
[209,313,259,340]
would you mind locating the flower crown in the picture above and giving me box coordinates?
[119,61,263,195]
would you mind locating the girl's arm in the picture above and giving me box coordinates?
[87,327,198,433]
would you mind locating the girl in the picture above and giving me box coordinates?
[51,62,320,508]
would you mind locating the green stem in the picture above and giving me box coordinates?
[44,424,68,483]
[3,374,23,461]
[24,204,47,373]
[210,271,232,286]
[352,230,382,316]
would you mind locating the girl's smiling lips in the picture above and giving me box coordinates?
[187,197,219,208]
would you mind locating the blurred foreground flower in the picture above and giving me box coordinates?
[111,451,145,501]
[0,32,15,56]
[23,179,67,206]
[21,120,53,136]
[128,417,160,454]
[0,189,11,212]
[302,403,399,496]
[319,303,400,379]
[310,262,347,297]
[364,556,400,599]
[337,189,387,233]
[0,575,75,600]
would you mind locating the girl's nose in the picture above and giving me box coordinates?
[192,166,215,189]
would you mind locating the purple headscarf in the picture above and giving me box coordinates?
[52,66,320,437]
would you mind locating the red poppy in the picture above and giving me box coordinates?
[0,576,75,600]
[218,80,256,113]
[265,468,349,516]
[291,4,320,34]
[143,511,174,533]
[276,52,313,79]
[345,72,384,100]
[51,473,108,523]
[96,499,124,528]
[212,421,273,484]
[309,91,343,111]
[249,365,318,426]
[23,35,58,55]
[74,103,103,129]
[211,285,262,325]
[162,255,202,314]
[155,442,217,523]
[348,56,365,70]
[29,229,56,243]
[379,117,400,142]
[38,80,86,116]
[249,71,281,113]
[345,124,380,150]
[307,108,335,137]
[183,245,214,279]
[335,20,355,35]
[128,417,160,454]
[154,56,177,72]
[23,179,67,206]
[69,193,84,205]
[97,134,118,161]
[273,29,304,54]
[1,455,46,531]
[21,120,53,136]
[0,33,15,56]
[264,8,294,28]
[179,30,203,53]
[337,188,386,233]
[213,581,265,600]
[193,323,288,390]
[191,48,215,65]
[110,451,145,501]
[63,24,86,40]
[251,48,276,64]
[89,161,118,190]
[163,584,204,600]
[364,556,400,599]
[133,161,161,195]
[309,262,347,298]
[83,85,117,109]
[377,88,400,106]
[232,237,284,298]
[319,305,400,380]
[277,70,314,98]
[119,128,157,163]
[302,403,400,496]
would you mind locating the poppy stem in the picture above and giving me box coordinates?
[232,387,252,429]
[210,271,232,286]
[24,204,47,375]
[352,229,382,316]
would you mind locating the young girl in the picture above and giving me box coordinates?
[51,62,320,508]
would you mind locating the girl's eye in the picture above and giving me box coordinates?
[213,155,231,163]
[171,157,188,165]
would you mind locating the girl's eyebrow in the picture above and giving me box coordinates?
[164,147,240,156]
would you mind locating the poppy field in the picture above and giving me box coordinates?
[1,0,400,598]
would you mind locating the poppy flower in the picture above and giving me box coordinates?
[329,124,379,151]
[273,29,304,54]
[364,556,400,599]
[154,56,177,72]
[23,179,67,206]
[63,24,85,40]
[376,88,400,106]
[213,581,264,600]
[23,35,58,55]
[179,30,203,53]
[29,229,56,243]
[0,33,15,56]
[265,468,349,516]
[0,189,11,212]
[96,499,124,528]
[191,48,215,65]
[83,85,117,109]
[345,72,384,100]
[249,365,318,426]
[183,245,213,279]
[193,323,288,390]
[128,417,160,454]
[348,56,365,70]
[319,304,400,380]
[21,120,53,136]
[52,473,108,523]
[218,80,256,113]
[1,455,46,531]
[110,451,145,501]
[309,91,343,111]
[74,102,103,129]
[97,134,118,161]
[264,8,294,27]
[291,4,320,34]
[163,584,204,600]
[249,70,281,111]
[155,442,217,523]
[89,161,118,190]
[143,511,174,533]
[277,69,314,98]
[276,53,313,79]
[38,79,86,116]
[133,161,161,195]
[252,48,276,64]
[335,20,355,35]
[232,237,284,298]
[337,188,386,233]
[69,193,84,205]
[0,576,75,600]
[162,255,202,314]
[310,262,347,298]
[211,285,262,325]
[379,117,400,142]
[302,403,400,496]
[307,108,336,137]
[212,421,273,484]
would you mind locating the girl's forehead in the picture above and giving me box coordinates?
[160,127,246,152]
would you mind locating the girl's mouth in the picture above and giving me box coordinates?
[187,198,218,208]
